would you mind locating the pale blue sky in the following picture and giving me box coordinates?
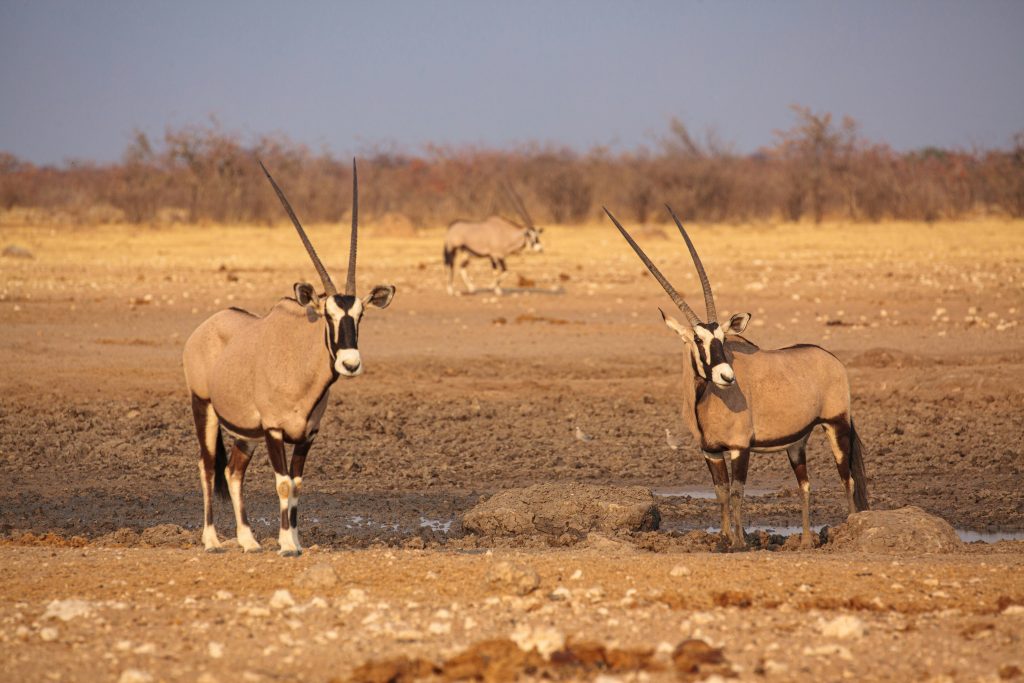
[1,0,1022,165]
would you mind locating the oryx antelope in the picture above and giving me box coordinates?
[443,184,543,295]
[606,205,869,550]
[183,160,395,556]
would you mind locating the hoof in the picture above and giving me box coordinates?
[278,549,302,558]
[204,546,227,554]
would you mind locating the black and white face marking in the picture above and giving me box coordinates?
[692,323,735,388]
[526,227,544,252]
[324,295,365,377]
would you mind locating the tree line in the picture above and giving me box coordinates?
[2,106,1022,226]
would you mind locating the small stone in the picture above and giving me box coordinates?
[819,615,866,639]
[2,244,34,259]
[299,563,338,590]
[39,627,59,642]
[269,589,295,609]
[485,561,540,596]
[133,643,157,655]
[803,644,853,661]
[570,569,583,581]
[1002,605,1024,616]
[43,599,94,622]
[208,641,224,659]
[510,624,565,660]
[670,564,692,577]
[117,671,153,683]
[427,621,451,635]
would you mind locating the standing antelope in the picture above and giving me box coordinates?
[183,160,395,556]
[444,184,543,295]
[605,205,869,550]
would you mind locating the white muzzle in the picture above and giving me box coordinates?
[335,349,363,377]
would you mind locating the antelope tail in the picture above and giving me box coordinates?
[849,419,869,511]
[213,431,229,500]
[443,244,455,268]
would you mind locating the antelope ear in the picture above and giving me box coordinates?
[660,308,694,342]
[727,312,752,334]
[293,282,317,306]
[364,284,396,309]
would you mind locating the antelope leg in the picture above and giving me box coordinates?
[227,439,260,552]
[265,429,300,557]
[704,454,731,547]
[729,449,750,550]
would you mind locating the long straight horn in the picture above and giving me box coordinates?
[665,205,717,323]
[603,207,702,327]
[345,158,358,296]
[503,182,534,227]
[259,160,337,296]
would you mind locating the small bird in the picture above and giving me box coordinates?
[665,428,681,451]
[574,426,595,442]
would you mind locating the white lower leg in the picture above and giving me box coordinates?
[290,477,302,552]
[275,473,299,554]
[228,474,260,552]
[199,460,221,551]
[459,266,475,292]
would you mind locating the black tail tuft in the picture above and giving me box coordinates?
[214,430,230,500]
[443,244,455,268]
[850,419,870,511]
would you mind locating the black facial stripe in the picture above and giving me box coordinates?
[339,314,357,349]
[709,339,726,367]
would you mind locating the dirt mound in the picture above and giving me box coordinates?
[463,483,660,537]
[827,506,963,554]
[139,524,196,548]
[346,636,731,682]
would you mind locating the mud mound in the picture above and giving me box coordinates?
[139,524,196,548]
[463,483,660,537]
[827,506,962,554]
[346,637,731,682]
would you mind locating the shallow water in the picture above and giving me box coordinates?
[652,486,772,500]
[693,524,1024,543]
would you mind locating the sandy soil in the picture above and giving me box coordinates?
[1,218,1022,681]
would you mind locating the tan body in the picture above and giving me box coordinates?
[680,340,850,453]
[443,216,541,295]
[184,301,335,443]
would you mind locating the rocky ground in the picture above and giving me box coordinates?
[1,218,1022,681]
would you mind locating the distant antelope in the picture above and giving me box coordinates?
[183,160,395,556]
[444,184,543,295]
[606,206,869,550]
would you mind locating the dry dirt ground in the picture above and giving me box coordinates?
[1,218,1023,681]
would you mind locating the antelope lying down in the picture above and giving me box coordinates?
[606,206,869,549]
[444,184,543,295]
[183,160,395,556]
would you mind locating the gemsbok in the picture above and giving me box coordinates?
[605,205,869,550]
[183,160,395,556]
[444,184,543,295]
